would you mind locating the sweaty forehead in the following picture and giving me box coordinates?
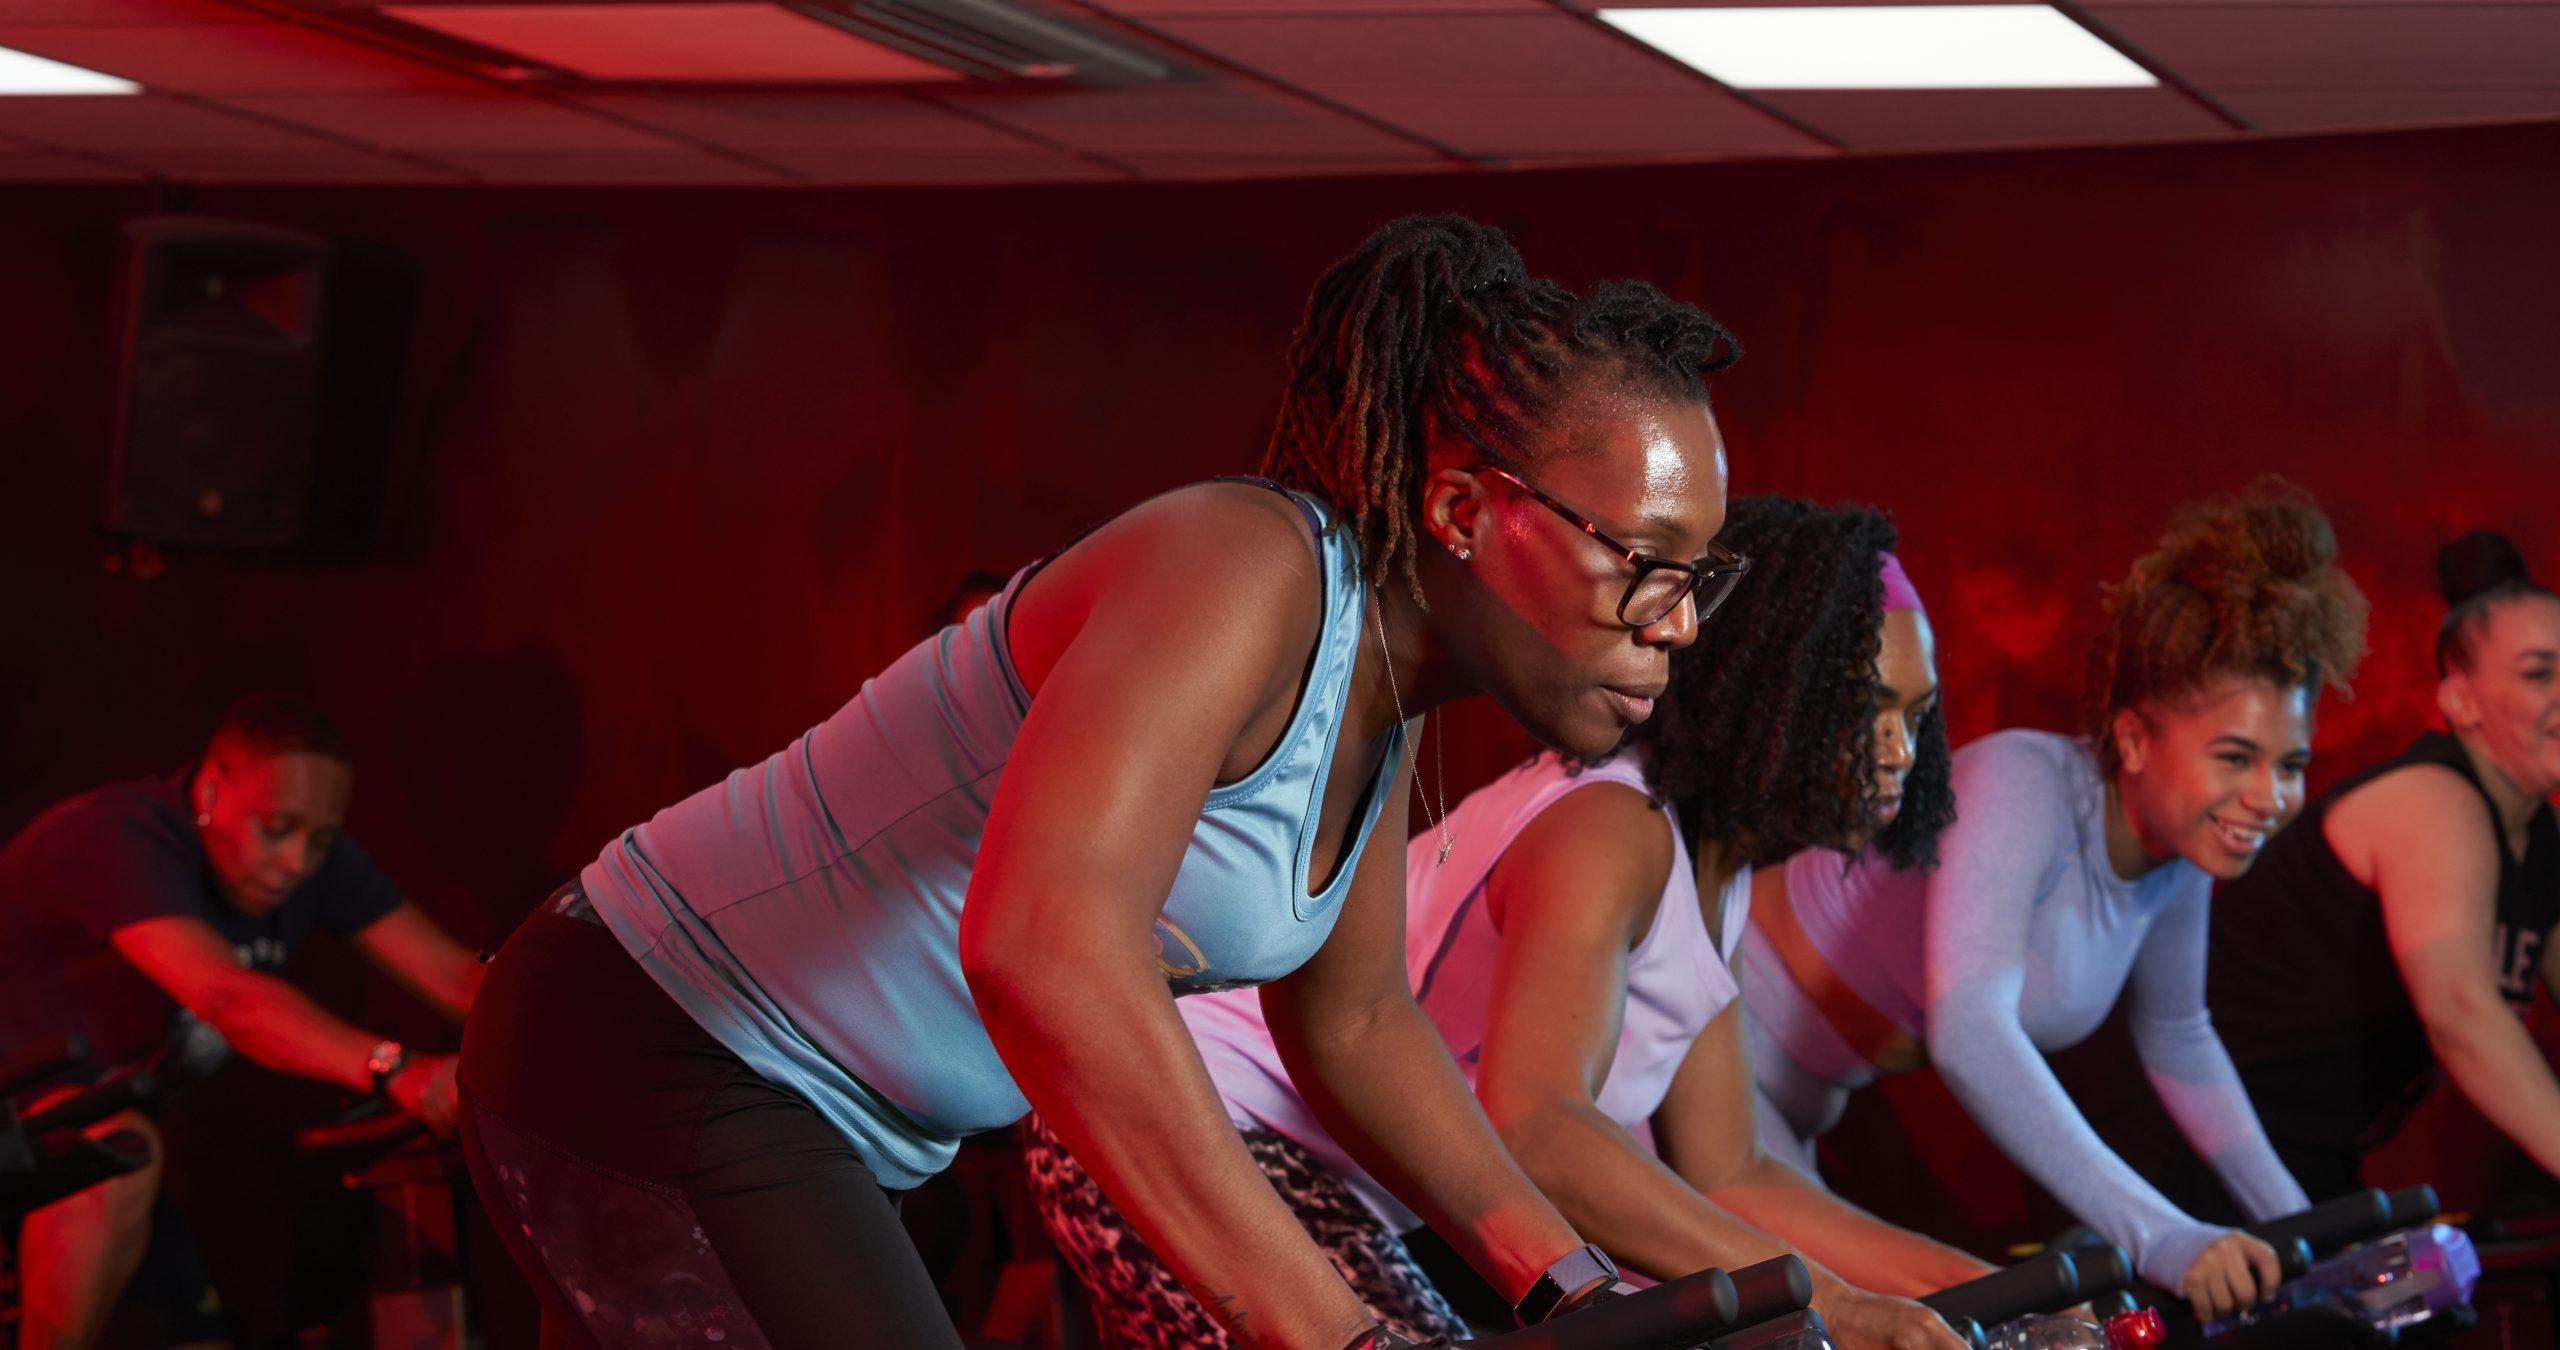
[1536,393,1727,544]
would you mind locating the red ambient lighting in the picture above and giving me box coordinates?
[377,2,966,82]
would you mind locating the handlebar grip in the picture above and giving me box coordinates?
[0,1034,86,1101]
[2272,1236,2313,1281]
[1710,1308,1832,1350]
[2249,1190,2391,1259]
[1491,1267,1741,1350]
[1921,1251,2080,1327]
[2070,1245,2133,1299]
[17,1064,155,1137]
[1728,1256,1815,1328]
[2381,1186,2439,1230]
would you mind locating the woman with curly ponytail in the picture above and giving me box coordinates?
[1740,480,2369,1323]
[458,214,1748,1349]
[2193,529,2560,1207]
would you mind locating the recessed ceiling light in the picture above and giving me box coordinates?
[0,45,140,95]
[378,2,966,83]
[1599,6,2156,90]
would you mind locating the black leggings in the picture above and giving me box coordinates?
[458,910,962,1350]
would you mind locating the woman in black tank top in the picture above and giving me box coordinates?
[2203,531,2560,1199]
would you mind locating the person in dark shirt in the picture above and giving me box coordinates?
[2198,530,2560,1202]
[1,694,485,1350]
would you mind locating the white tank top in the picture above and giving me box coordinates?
[1183,749,1749,1228]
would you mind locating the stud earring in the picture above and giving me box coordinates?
[1452,546,1472,562]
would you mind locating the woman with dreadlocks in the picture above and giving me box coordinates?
[1023,497,1989,1350]
[1740,481,2369,1323]
[456,214,1749,1350]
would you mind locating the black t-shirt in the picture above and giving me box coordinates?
[0,769,403,1077]
[2207,732,2560,1153]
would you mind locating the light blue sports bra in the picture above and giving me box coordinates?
[580,481,1402,1188]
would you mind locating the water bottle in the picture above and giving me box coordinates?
[1985,1309,2166,1350]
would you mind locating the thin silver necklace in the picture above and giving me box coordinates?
[1371,592,1454,865]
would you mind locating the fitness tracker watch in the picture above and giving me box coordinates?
[1515,1242,1619,1324]
[365,1040,411,1099]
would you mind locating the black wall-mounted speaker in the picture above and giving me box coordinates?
[106,217,330,550]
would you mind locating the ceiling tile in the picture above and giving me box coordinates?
[1761,87,2234,149]
[0,0,238,25]
[444,148,790,184]
[2098,6,2560,89]
[0,21,478,93]
[757,148,1124,184]
[0,92,347,152]
[147,144,472,181]
[952,82,1422,156]
[1111,150,1448,178]
[223,88,700,153]
[570,89,1032,153]
[1148,13,1704,95]
[2223,87,2560,129]
[0,149,143,178]
[1348,90,1829,157]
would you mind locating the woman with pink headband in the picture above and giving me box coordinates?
[1741,481,2369,1322]
[1023,497,1988,1350]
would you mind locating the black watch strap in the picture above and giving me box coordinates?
[1516,1243,1619,1324]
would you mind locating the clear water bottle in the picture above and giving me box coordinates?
[1986,1309,2166,1350]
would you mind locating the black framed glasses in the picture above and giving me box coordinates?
[1469,463,1752,628]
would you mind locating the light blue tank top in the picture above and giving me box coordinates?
[580,485,1402,1188]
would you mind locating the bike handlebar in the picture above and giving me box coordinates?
[0,1033,85,1101]
[1921,1250,2082,1328]
[1481,1264,1746,1350]
[2247,1192,2391,1261]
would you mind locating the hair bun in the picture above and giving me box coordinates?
[2160,479,2336,595]
[2437,530,2530,607]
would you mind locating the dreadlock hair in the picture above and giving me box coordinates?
[2087,477,2369,781]
[1626,496,1954,872]
[1261,215,1742,603]
[204,691,352,766]
[2435,530,2555,676]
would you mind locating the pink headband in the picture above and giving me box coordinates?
[1880,551,1925,615]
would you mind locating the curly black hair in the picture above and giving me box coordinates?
[1625,496,1953,872]
[1261,214,1742,603]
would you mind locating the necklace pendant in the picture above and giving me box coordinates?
[1436,838,1453,866]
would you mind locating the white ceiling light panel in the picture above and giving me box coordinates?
[1598,6,2157,90]
[0,44,139,94]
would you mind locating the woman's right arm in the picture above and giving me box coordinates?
[961,494,1374,1350]
[2339,766,2560,1181]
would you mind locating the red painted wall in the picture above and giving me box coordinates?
[4,117,2557,1327]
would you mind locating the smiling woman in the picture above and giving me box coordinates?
[1738,479,2370,1322]
[2141,529,2560,1217]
